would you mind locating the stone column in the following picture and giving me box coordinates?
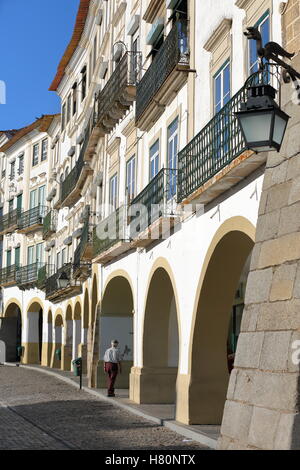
[22,311,39,364]
[72,320,81,360]
[219,55,300,450]
[62,320,73,371]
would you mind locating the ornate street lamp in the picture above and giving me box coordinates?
[236,26,300,153]
[236,83,290,153]
[57,271,69,289]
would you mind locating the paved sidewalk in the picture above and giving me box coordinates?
[0,364,211,450]
[19,364,220,449]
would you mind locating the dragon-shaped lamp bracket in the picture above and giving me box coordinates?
[244,26,300,85]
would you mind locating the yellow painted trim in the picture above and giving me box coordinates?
[4,299,22,317]
[65,303,73,321]
[102,269,135,304]
[26,298,44,313]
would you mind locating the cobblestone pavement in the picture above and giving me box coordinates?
[0,366,209,450]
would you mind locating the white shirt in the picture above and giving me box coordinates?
[103,347,121,363]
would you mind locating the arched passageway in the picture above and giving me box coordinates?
[51,313,64,369]
[98,275,134,390]
[43,310,53,366]
[0,302,22,362]
[62,305,73,371]
[24,301,43,364]
[133,267,179,404]
[187,227,254,424]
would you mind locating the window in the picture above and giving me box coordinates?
[56,252,61,270]
[8,199,14,212]
[249,11,270,75]
[61,247,66,266]
[27,243,44,265]
[41,139,48,162]
[32,143,39,166]
[81,66,87,101]
[89,51,93,86]
[93,35,98,72]
[62,103,66,131]
[167,118,178,199]
[18,154,24,174]
[109,174,118,213]
[214,61,231,160]
[214,61,230,114]
[150,140,159,180]
[67,94,72,123]
[131,30,140,82]
[15,247,20,268]
[10,161,15,180]
[126,156,136,202]
[72,83,77,115]
[17,194,22,214]
[6,249,12,267]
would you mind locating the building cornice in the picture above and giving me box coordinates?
[143,0,164,23]
[203,18,232,52]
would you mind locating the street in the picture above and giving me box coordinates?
[0,366,208,450]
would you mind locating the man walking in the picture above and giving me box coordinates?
[103,339,122,397]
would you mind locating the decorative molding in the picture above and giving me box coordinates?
[143,0,165,23]
[204,18,232,52]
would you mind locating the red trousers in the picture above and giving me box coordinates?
[104,362,118,395]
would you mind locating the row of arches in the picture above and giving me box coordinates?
[0,216,255,425]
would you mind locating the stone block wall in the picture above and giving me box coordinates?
[218,46,300,449]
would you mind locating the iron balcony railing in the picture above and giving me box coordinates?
[177,72,270,202]
[74,214,93,271]
[129,168,178,237]
[60,132,90,205]
[45,263,73,299]
[16,262,45,288]
[94,51,142,127]
[93,205,127,258]
[136,20,189,123]
[0,265,17,286]
[43,210,57,239]
[17,205,47,231]
[0,209,19,233]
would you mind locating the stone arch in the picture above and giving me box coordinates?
[132,258,180,405]
[98,273,134,390]
[25,300,44,364]
[181,216,255,425]
[0,301,22,362]
[73,301,82,361]
[63,304,73,370]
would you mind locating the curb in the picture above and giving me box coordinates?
[19,364,217,449]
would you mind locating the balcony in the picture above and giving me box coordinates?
[56,135,93,209]
[45,263,82,304]
[0,265,18,287]
[177,74,269,204]
[17,206,47,234]
[16,262,45,290]
[93,51,142,136]
[129,168,180,248]
[136,21,190,130]
[93,205,131,264]
[42,210,57,240]
[73,216,93,280]
[0,209,19,236]
[37,264,55,291]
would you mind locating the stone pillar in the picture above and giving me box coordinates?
[72,320,81,360]
[62,320,73,371]
[219,54,300,450]
[22,311,40,364]
[79,328,88,374]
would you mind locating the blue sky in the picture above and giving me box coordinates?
[0,0,80,130]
